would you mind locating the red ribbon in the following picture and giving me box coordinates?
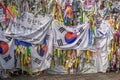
[0,2,14,24]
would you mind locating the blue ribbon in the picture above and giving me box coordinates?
[15,39,32,46]
[88,27,91,45]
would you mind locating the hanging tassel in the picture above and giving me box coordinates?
[75,57,79,67]
[37,44,41,54]
[58,49,60,57]
[0,2,14,24]
[54,49,58,65]
[27,46,31,64]
[92,21,95,35]
[113,53,117,71]
[8,4,19,17]
[41,70,45,75]
[41,0,46,15]
[65,60,69,70]
[27,46,31,55]
[113,42,117,53]
[63,50,67,66]
[15,45,19,54]
[81,11,85,23]
[89,16,95,35]
[86,50,90,63]
[58,5,63,25]
[75,57,79,74]
[88,26,91,45]
[20,46,24,74]
[70,50,73,59]
[23,47,27,66]
[74,50,77,56]
[56,49,58,57]
[108,52,112,61]
[58,49,60,64]
[108,16,114,27]
[53,0,58,19]
[52,49,56,66]
[60,50,63,65]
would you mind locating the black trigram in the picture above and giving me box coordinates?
[4,55,12,62]
[76,38,82,46]
[57,39,63,46]
[59,27,66,33]
[79,27,84,34]
[47,54,52,61]
[34,58,42,64]
[6,36,12,41]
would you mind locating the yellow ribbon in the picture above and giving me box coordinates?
[37,44,41,53]
[86,50,90,63]
[53,49,56,57]
[58,49,60,57]
[108,52,112,61]
[23,47,27,66]
[113,42,117,53]
[8,4,19,18]
[75,57,79,68]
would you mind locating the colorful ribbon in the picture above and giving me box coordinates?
[0,2,14,24]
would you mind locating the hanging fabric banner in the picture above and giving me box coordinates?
[5,12,52,44]
[30,28,53,72]
[0,33,15,69]
[52,21,94,51]
[95,20,113,73]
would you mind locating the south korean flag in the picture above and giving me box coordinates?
[0,33,15,69]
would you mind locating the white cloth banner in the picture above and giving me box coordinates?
[95,37,110,72]
[30,28,53,72]
[95,20,113,72]
[6,12,52,44]
[52,21,94,50]
[0,33,15,69]
[95,20,113,49]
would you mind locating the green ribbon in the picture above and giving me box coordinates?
[27,46,31,55]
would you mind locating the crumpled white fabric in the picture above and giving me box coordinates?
[95,20,113,72]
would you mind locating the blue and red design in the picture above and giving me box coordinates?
[39,37,48,57]
[0,41,9,55]
[65,32,78,44]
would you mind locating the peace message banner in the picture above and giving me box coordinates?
[6,12,52,44]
